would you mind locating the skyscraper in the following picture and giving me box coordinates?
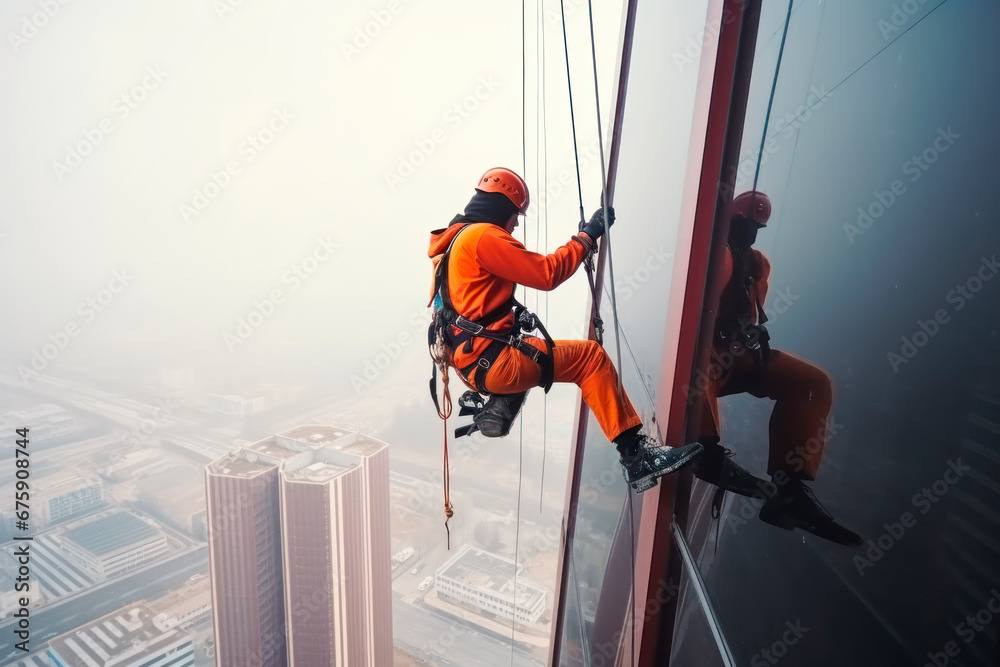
[205,438,289,667]
[206,425,392,666]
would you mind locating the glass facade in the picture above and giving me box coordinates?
[668,577,731,667]
[554,0,1000,664]
[679,0,1000,665]
[552,0,711,662]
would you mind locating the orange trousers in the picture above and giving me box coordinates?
[697,348,833,480]
[477,337,642,441]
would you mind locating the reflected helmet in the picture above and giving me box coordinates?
[731,190,771,226]
[476,168,529,214]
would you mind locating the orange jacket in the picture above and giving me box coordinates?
[427,222,588,369]
[717,245,771,340]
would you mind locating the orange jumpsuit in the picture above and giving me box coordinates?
[427,222,641,440]
[697,246,833,480]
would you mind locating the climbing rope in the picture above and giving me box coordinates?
[430,333,455,549]
[583,0,638,660]
[748,0,947,186]
[510,2,528,662]
[552,0,639,661]
[558,0,604,347]
[538,0,550,516]
[752,0,794,191]
[585,0,624,398]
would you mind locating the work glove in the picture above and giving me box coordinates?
[579,205,615,240]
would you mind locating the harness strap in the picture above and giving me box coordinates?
[449,296,516,351]
[755,296,768,325]
[458,338,509,393]
[433,223,556,394]
[456,325,555,394]
[434,223,519,351]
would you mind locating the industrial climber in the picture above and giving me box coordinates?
[693,190,861,546]
[427,167,703,492]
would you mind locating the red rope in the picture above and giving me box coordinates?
[436,362,454,549]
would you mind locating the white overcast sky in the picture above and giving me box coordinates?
[0,0,722,477]
[0,0,720,650]
[0,0,635,396]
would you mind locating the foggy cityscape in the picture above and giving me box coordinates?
[3,0,999,666]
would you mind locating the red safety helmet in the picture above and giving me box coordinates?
[476,167,529,214]
[731,190,772,226]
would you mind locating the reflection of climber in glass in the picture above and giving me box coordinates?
[693,190,861,546]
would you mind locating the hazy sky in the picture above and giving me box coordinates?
[0,0,729,525]
[0,0,636,403]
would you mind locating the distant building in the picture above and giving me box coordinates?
[147,574,212,633]
[1,404,76,445]
[436,544,548,627]
[56,511,169,580]
[206,425,392,666]
[207,393,264,416]
[278,426,392,666]
[204,441,287,667]
[134,466,206,538]
[47,603,194,667]
[100,449,171,483]
[33,471,105,528]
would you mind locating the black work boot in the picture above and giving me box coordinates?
[758,477,863,547]
[693,439,764,497]
[621,436,703,492]
[473,392,527,438]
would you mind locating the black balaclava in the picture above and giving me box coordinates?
[728,217,760,250]
[450,190,519,227]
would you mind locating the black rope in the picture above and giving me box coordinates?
[539,0,549,515]
[599,284,656,411]
[626,487,636,665]
[585,0,623,394]
[522,0,527,181]
[584,0,634,659]
[511,3,527,663]
[748,0,951,182]
[558,0,585,224]
[510,412,524,666]
[557,0,604,346]
[753,0,794,191]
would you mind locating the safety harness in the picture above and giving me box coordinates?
[426,222,558,548]
[716,244,771,369]
[427,222,556,409]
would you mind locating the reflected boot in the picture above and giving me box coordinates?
[758,477,863,547]
[618,433,703,493]
[692,438,763,498]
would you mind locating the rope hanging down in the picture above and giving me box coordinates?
[430,333,455,549]
[558,0,604,346]
[537,0,550,515]
[557,0,638,661]
[753,0,794,191]
[583,0,637,661]
[585,0,624,401]
[510,2,528,662]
